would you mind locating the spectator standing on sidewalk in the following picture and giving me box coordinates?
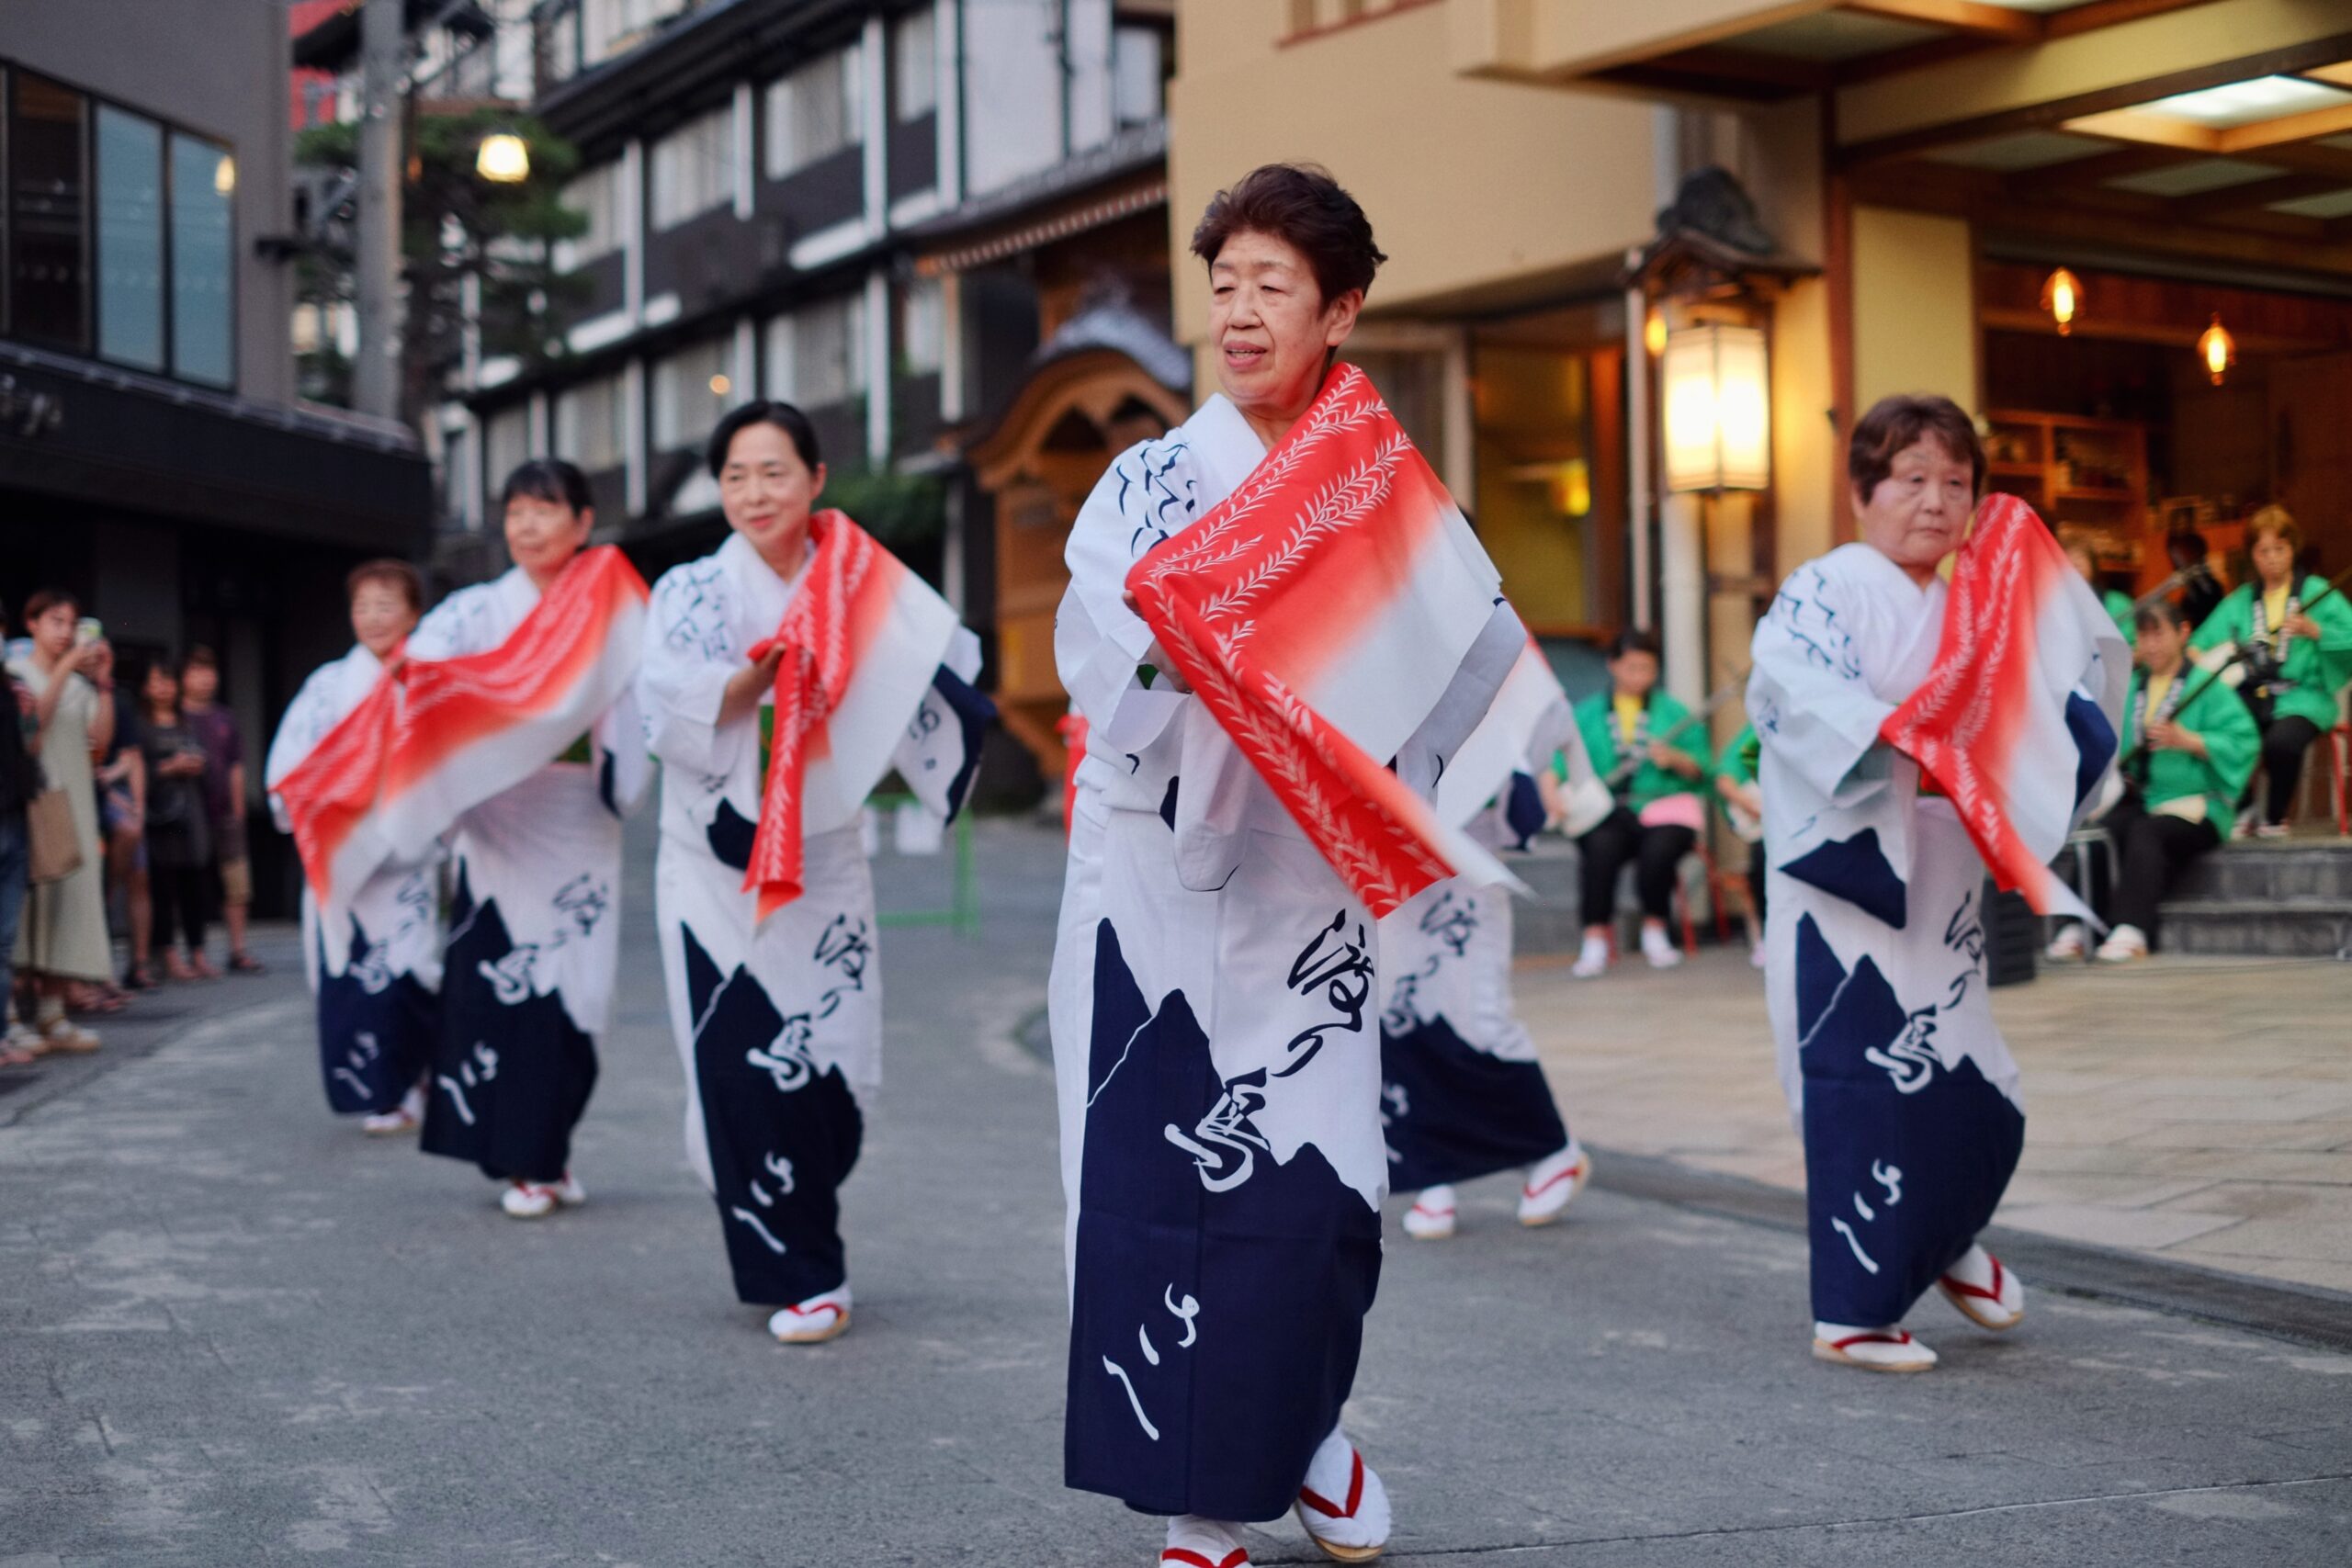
[136,660,215,982]
[100,681,150,991]
[0,633,42,1066]
[179,647,263,975]
[9,591,111,1055]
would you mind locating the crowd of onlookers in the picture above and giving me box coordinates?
[2,589,263,1070]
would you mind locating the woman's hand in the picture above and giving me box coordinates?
[1649,742,1700,779]
[718,644,786,729]
[2284,612,2322,641]
[2147,719,2206,758]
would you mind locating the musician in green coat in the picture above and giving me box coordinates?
[2052,599,2259,963]
[1566,629,1713,976]
[2188,507,2352,836]
[1713,721,1768,964]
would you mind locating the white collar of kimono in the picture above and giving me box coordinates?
[1184,392,1270,503]
[1850,539,1948,603]
[716,527,810,626]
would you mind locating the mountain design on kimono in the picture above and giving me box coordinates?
[418,861,597,1180]
[680,922,863,1306]
[707,799,757,872]
[1782,826,1907,930]
[314,908,434,1116]
[1794,912,2023,1326]
[1067,920,1379,1522]
[1379,1012,1566,1192]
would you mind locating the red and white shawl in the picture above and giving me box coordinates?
[276,546,649,910]
[1125,364,1510,919]
[741,509,959,919]
[1880,493,2129,919]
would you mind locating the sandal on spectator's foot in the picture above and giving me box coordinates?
[39,1017,101,1055]
[228,952,267,976]
[122,965,158,991]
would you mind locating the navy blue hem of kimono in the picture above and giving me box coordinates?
[419,864,597,1184]
[1795,913,2024,1325]
[315,912,437,1117]
[1379,1019,1568,1192]
[1065,921,1381,1523]
[680,922,865,1306]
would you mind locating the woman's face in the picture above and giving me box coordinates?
[349,581,418,660]
[504,492,592,581]
[1609,649,1659,699]
[28,603,76,659]
[143,664,178,712]
[2137,616,2187,671]
[1207,229,1362,423]
[2251,529,2295,587]
[718,422,825,561]
[1855,437,1974,577]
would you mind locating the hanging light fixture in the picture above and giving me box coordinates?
[2040,267,2082,336]
[1662,323,1772,493]
[1644,306,1668,358]
[2197,312,2235,386]
[476,130,531,184]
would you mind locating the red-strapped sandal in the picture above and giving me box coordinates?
[1811,1327,1938,1372]
[1295,1443,1388,1562]
[1939,1253,2025,1330]
[1161,1551,1248,1568]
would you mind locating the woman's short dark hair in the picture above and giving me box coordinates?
[707,400,821,478]
[1849,395,1984,506]
[180,644,219,676]
[347,558,424,613]
[1190,163,1386,308]
[1606,628,1663,662]
[500,457,593,515]
[23,587,78,625]
[2135,598,2188,635]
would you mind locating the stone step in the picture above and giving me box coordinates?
[2155,898,2352,958]
[2170,843,2352,903]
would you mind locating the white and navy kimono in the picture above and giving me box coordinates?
[1377,787,1569,1193]
[1049,395,1517,1521]
[640,532,988,1308]
[266,644,443,1118]
[1749,544,2025,1328]
[406,567,649,1184]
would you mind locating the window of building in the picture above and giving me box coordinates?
[483,404,532,505]
[169,132,235,389]
[1112,25,1166,129]
[9,72,91,352]
[1469,314,1624,632]
[766,45,862,177]
[650,106,733,231]
[95,104,164,372]
[901,276,943,377]
[766,292,865,408]
[894,6,936,121]
[442,424,476,530]
[580,0,688,69]
[557,160,623,269]
[555,372,628,473]
[652,336,732,452]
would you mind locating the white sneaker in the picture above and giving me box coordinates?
[1401,1185,1457,1241]
[1569,932,1610,978]
[500,1181,560,1219]
[1295,1427,1390,1561]
[1517,1143,1589,1227]
[2255,821,2290,840]
[2045,922,2087,961]
[1939,1244,2026,1330]
[2095,924,2149,963]
[1640,921,1681,969]
[38,1016,100,1055]
[1812,1322,1937,1372]
[1162,1515,1250,1567]
[769,1285,852,1344]
[4,1021,46,1056]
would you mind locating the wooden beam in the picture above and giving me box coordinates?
[2043,0,2224,40]
[2011,144,2195,193]
[2060,107,2223,152]
[1647,44,1837,94]
[2245,140,2352,180]
[2166,171,2351,219]
[2302,62,2352,89]
[1842,0,2039,43]
[2220,100,2352,153]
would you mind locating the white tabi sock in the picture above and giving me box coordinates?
[1162,1514,1250,1566]
[1295,1426,1390,1552]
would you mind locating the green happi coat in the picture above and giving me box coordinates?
[2188,576,2352,733]
[1572,689,1713,812]
[2121,664,2260,829]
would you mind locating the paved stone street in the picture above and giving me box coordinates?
[5,818,2349,1565]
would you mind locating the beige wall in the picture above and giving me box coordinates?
[1852,206,1978,417]
[1170,0,1659,339]
[1771,276,1836,575]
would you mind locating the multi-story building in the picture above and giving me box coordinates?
[440,1,1181,782]
[0,0,434,912]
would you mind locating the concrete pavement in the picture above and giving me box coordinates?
[4,817,2350,1565]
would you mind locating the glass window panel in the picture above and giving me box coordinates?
[895,7,936,120]
[96,105,164,371]
[1112,27,1164,129]
[169,133,236,387]
[556,160,621,268]
[651,337,730,451]
[484,405,532,507]
[555,372,627,473]
[766,46,860,176]
[901,277,943,376]
[10,73,91,351]
[650,107,731,230]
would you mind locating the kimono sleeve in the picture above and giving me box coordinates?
[1747,560,1898,807]
[2188,586,2249,654]
[405,581,501,660]
[637,558,752,782]
[2305,575,2352,695]
[264,663,342,831]
[1393,602,1525,797]
[1571,696,1614,780]
[892,628,992,823]
[1056,434,1198,741]
[2191,680,2261,807]
[594,684,652,818]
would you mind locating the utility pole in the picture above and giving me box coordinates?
[353,0,404,420]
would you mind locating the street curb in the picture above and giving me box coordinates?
[1588,1145,2352,1355]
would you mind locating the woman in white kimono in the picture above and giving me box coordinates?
[1384,648,1591,1242]
[639,402,988,1345]
[265,560,442,1134]
[1748,396,2034,1374]
[408,460,648,1219]
[1051,165,1517,1568]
